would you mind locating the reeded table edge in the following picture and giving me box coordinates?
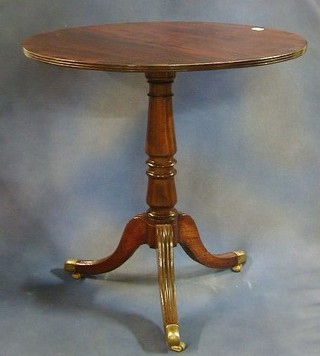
[22,46,307,73]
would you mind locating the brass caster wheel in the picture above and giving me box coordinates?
[166,324,186,352]
[71,272,83,280]
[231,250,247,273]
[231,264,243,273]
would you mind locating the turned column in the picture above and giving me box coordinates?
[145,72,178,248]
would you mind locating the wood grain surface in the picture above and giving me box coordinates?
[22,22,307,72]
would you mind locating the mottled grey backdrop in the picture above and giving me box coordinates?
[1,1,319,355]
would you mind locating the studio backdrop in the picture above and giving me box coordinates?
[1,1,319,355]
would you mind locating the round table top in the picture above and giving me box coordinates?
[22,22,307,73]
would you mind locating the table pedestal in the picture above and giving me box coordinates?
[64,72,246,352]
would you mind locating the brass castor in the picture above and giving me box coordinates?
[231,250,247,273]
[64,259,83,279]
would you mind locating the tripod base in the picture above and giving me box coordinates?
[64,72,247,352]
[64,212,246,352]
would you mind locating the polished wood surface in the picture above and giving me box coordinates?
[145,72,178,222]
[23,22,307,72]
[178,214,238,268]
[74,214,147,275]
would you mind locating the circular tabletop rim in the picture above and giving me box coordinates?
[22,21,308,73]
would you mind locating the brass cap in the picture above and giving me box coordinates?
[233,250,247,265]
[64,258,78,273]
[165,324,186,352]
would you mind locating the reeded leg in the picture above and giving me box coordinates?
[64,214,147,277]
[178,214,246,272]
[156,224,186,352]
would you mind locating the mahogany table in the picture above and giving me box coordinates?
[22,22,307,352]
